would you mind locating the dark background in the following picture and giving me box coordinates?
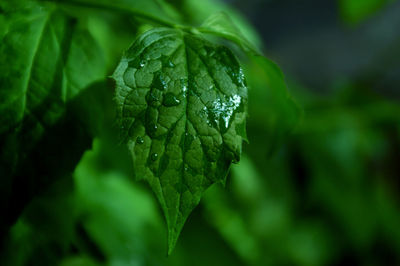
[229,0,400,97]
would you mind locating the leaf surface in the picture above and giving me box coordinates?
[0,0,106,231]
[0,1,106,134]
[113,27,247,253]
[197,12,302,155]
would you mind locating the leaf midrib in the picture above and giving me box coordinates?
[20,12,51,124]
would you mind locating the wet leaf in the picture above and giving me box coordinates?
[113,27,247,254]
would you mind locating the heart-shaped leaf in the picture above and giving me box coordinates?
[113,27,247,253]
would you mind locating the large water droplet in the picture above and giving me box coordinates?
[136,136,144,144]
[209,94,242,129]
[151,153,158,161]
[163,93,180,107]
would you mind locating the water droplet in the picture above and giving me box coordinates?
[163,93,180,107]
[208,95,242,129]
[136,136,144,144]
[139,59,146,67]
[151,153,158,161]
[235,68,246,87]
[179,78,188,96]
[167,60,175,67]
[146,122,158,137]
[152,72,168,90]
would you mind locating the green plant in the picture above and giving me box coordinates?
[0,0,299,257]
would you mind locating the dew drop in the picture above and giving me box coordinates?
[179,78,188,96]
[163,93,180,107]
[146,123,158,137]
[208,94,242,129]
[136,136,144,144]
[151,153,158,161]
[139,59,146,68]
[167,60,175,67]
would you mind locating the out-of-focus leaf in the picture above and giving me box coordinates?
[245,55,302,157]
[0,0,106,236]
[178,0,262,49]
[73,139,168,265]
[0,176,77,266]
[113,27,248,253]
[49,0,181,25]
[339,0,394,25]
[202,156,261,264]
[0,1,105,134]
[198,12,260,54]
[59,256,99,266]
[291,85,400,263]
[202,154,332,266]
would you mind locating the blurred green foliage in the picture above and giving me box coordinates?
[339,0,395,25]
[1,0,400,265]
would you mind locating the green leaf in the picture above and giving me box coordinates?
[0,1,106,134]
[48,0,181,27]
[196,12,302,155]
[198,12,260,54]
[112,27,248,254]
[174,0,262,50]
[245,55,302,156]
[0,0,106,231]
[339,0,394,25]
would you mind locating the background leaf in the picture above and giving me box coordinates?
[198,11,260,54]
[339,0,395,25]
[0,0,106,237]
